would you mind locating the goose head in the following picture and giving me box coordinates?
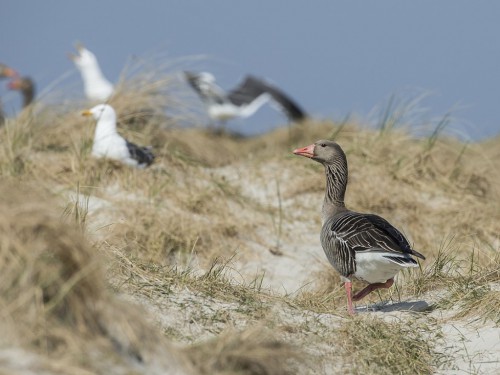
[293,139,347,166]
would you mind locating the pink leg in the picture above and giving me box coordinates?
[352,278,394,302]
[344,281,355,315]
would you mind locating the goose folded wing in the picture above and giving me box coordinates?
[363,214,425,259]
[329,212,416,257]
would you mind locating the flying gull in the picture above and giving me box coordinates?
[82,104,155,168]
[69,43,114,101]
[184,71,307,125]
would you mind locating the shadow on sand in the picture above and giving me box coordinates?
[355,300,431,313]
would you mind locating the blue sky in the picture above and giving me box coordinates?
[1,1,499,139]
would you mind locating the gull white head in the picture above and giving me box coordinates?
[82,103,116,123]
[70,44,99,69]
[69,43,114,101]
[82,103,119,140]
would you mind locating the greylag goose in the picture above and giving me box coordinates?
[8,76,35,108]
[184,71,307,125]
[0,63,18,125]
[69,43,114,101]
[82,104,155,168]
[293,140,425,315]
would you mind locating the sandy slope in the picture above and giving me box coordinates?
[84,157,500,374]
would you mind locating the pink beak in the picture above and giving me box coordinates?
[293,143,315,158]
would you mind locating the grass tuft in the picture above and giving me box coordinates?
[336,316,448,374]
[186,327,300,375]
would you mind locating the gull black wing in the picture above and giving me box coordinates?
[226,76,269,106]
[251,76,307,121]
[126,141,155,167]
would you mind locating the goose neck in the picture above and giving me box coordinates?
[321,163,347,220]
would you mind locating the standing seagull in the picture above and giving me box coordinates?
[69,43,114,101]
[82,104,155,168]
[184,71,307,125]
[293,140,425,315]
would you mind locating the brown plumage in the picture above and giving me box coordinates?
[8,76,35,108]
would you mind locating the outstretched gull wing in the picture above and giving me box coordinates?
[226,76,269,106]
[253,76,307,121]
[126,141,155,167]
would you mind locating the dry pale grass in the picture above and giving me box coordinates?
[185,326,300,375]
[409,242,500,323]
[111,251,276,323]
[334,316,448,374]
[3,99,499,302]
[110,249,303,374]
[0,181,195,374]
[0,65,320,374]
[1,57,500,373]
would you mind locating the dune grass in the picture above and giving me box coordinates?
[0,181,195,374]
[0,61,499,373]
